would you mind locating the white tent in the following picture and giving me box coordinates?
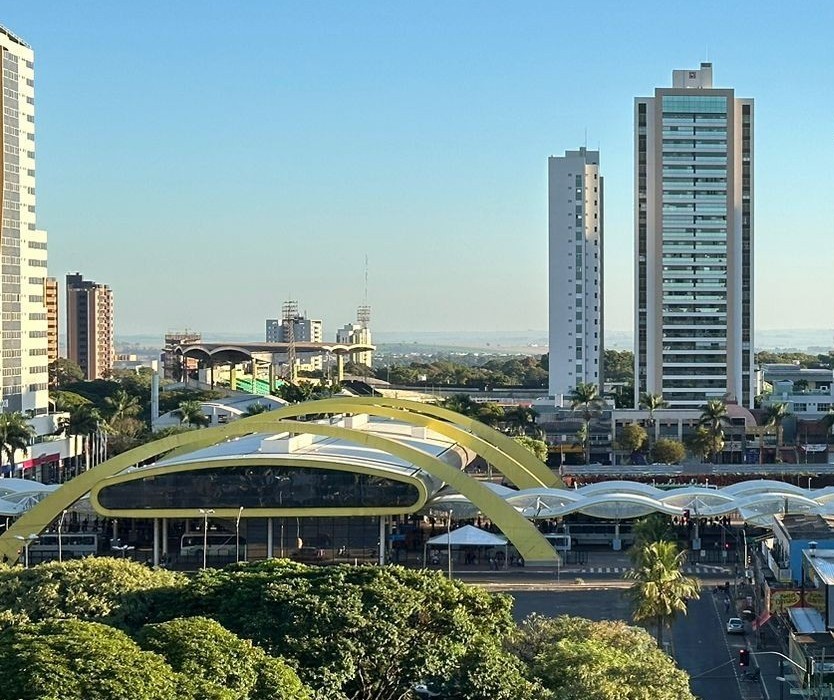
[424,525,509,572]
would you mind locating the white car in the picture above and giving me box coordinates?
[726,617,745,634]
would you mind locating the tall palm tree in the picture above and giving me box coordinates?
[764,402,790,464]
[0,412,35,478]
[626,540,700,645]
[56,404,104,477]
[104,389,141,426]
[698,399,729,464]
[504,405,538,436]
[570,383,605,465]
[173,400,210,428]
[639,392,667,444]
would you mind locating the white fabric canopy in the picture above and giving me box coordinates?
[426,525,507,547]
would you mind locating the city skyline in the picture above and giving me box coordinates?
[2,4,833,337]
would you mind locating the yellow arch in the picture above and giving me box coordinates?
[164,398,557,490]
[0,415,558,566]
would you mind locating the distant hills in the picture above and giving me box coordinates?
[114,328,833,355]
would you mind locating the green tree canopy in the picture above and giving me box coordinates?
[618,423,647,454]
[49,357,84,387]
[651,438,686,465]
[511,614,695,700]
[513,435,548,462]
[0,411,34,474]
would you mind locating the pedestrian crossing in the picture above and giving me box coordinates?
[572,565,729,575]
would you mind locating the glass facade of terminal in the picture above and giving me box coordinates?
[97,465,420,510]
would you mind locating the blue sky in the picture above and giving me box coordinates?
[3,2,833,339]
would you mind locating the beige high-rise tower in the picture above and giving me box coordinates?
[66,273,114,380]
[634,63,753,408]
[0,26,49,415]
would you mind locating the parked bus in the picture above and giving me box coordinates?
[29,533,101,561]
[180,532,246,558]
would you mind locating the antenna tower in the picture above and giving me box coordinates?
[282,300,298,383]
[357,255,370,329]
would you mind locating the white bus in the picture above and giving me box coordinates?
[29,533,101,560]
[180,532,246,558]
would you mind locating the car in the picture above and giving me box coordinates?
[726,617,745,634]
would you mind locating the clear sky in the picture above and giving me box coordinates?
[3,2,833,339]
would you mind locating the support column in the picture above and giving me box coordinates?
[267,518,274,559]
[162,519,168,558]
[336,354,345,383]
[268,363,275,394]
[153,518,160,567]
[379,516,386,566]
[612,521,622,551]
[692,520,701,551]
[230,366,237,391]
[209,362,215,388]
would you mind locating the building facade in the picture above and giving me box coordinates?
[635,63,754,408]
[337,321,372,367]
[66,273,114,380]
[0,26,49,415]
[45,276,57,366]
[548,147,604,403]
[265,315,323,344]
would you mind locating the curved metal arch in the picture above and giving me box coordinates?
[0,416,558,566]
[232,396,561,489]
[90,457,432,519]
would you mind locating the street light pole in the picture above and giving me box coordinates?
[57,509,67,563]
[235,506,244,563]
[447,509,453,580]
[199,508,215,570]
[14,534,38,568]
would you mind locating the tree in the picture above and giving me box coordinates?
[475,402,505,427]
[764,402,790,463]
[0,411,34,477]
[104,388,141,425]
[698,399,728,464]
[504,405,538,436]
[569,383,605,465]
[244,402,271,417]
[173,400,210,428]
[617,423,647,456]
[638,392,667,445]
[49,357,84,387]
[626,541,700,645]
[439,394,479,418]
[276,382,316,404]
[513,435,548,462]
[0,618,182,700]
[631,514,675,550]
[56,403,105,475]
[510,614,696,700]
[651,438,686,465]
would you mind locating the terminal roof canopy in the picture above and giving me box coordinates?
[426,525,507,547]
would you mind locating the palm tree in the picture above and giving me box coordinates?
[764,402,790,464]
[639,392,667,444]
[504,405,538,436]
[0,412,34,478]
[626,540,700,645]
[698,399,729,464]
[570,383,605,465]
[104,389,141,426]
[56,404,104,477]
[173,400,210,428]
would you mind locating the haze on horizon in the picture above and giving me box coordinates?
[4,2,833,338]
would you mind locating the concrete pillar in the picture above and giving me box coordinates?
[162,519,168,557]
[379,516,386,565]
[268,363,275,394]
[230,366,237,391]
[612,521,622,551]
[692,521,701,551]
[267,518,274,559]
[153,519,160,567]
[336,354,345,383]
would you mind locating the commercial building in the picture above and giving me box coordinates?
[337,309,373,368]
[265,314,323,344]
[548,148,604,403]
[66,273,114,380]
[45,276,58,366]
[0,26,49,416]
[635,63,754,409]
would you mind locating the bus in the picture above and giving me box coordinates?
[29,533,101,561]
[180,532,246,558]
[544,533,572,552]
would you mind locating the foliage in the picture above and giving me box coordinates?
[50,389,92,412]
[755,351,832,368]
[244,402,272,417]
[602,350,634,383]
[0,618,182,700]
[651,438,686,465]
[475,402,504,427]
[173,400,211,427]
[632,514,676,550]
[56,403,105,439]
[618,423,647,454]
[511,614,695,700]
[513,435,548,462]
[0,411,35,471]
[569,383,604,465]
[0,558,187,628]
[503,406,539,436]
[137,616,310,700]
[697,399,728,463]
[49,357,85,387]
[626,541,700,645]
[104,388,142,423]
[764,402,790,461]
[158,388,222,415]
[382,355,547,389]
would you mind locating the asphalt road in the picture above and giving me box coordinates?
[506,578,750,700]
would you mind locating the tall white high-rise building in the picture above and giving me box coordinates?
[0,27,49,415]
[635,63,753,408]
[548,148,604,402]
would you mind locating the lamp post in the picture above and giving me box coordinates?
[447,509,453,580]
[235,506,244,563]
[57,509,67,563]
[14,534,38,568]
[199,508,215,570]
